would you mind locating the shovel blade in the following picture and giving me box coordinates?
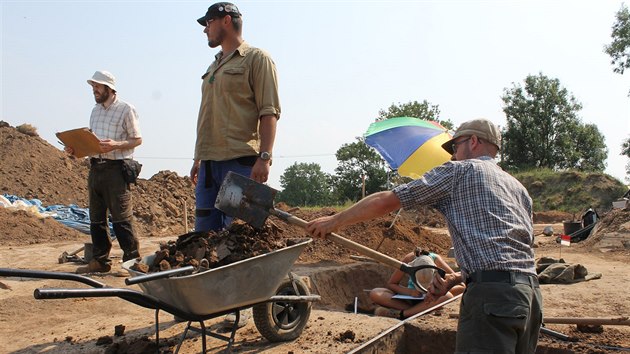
[214,171,278,228]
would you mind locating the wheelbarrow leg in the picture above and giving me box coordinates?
[174,321,193,354]
[199,321,208,353]
[154,309,160,350]
[226,311,239,351]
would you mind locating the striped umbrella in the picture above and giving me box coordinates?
[364,117,452,178]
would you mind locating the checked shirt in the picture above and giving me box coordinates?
[89,97,142,160]
[393,156,536,278]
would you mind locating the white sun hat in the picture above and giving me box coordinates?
[410,254,437,292]
[87,71,116,91]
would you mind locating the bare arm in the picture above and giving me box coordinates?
[99,137,142,153]
[190,159,201,185]
[386,252,423,297]
[251,115,277,183]
[306,191,401,238]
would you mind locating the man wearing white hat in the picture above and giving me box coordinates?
[70,70,143,273]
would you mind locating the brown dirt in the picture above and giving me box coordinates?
[1,122,629,353]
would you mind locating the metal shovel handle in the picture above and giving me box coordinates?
[270,208,445,293]
[125,266,195,285]
[270,209,405,269]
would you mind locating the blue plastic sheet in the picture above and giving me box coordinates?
[2,194,115,238]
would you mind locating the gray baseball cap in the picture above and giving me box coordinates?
[441,118,501,154]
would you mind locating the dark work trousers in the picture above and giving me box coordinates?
[88,160,140,264]
[455,277,543,354]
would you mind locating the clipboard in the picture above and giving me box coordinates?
[392,294,425,301]
[56,128,101,158]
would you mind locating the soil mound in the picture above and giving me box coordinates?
[0,123,196,239]
[580,208,630,253]
[0,208,86,246]
[275,207,451,264]
[0,122,451,262]
[0,125,90,206]
[132,171,195,237]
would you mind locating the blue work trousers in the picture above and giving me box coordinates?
[194,158,254,232]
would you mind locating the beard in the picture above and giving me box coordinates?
[94,88,111,104]
[207,27,225,48]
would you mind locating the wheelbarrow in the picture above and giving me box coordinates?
[0,239,319,353]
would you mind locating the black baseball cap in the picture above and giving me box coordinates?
[197,2,242,26]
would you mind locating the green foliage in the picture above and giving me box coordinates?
[622,136,630,182]
[513,168,627,213]
[377,100,453,130]
[501,73,608,172]
[276,162,333,206]
[332,137,388,202]
[605,4,630,75]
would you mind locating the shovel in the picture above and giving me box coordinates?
[215,171,445,293]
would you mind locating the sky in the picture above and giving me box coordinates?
[2,0,629,191]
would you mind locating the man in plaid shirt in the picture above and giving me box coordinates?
[307,119,542,353]
[69,71,143,274]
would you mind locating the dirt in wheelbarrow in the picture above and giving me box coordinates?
[128,220,297,273]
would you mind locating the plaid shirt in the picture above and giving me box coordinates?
[393,156,536,277]
[89,97,141,160]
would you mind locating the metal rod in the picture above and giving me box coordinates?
[125,266,195,285]
[347,294,463,354]
[544,317,630,326]
[540,327,571,341]
[0,268,106,288]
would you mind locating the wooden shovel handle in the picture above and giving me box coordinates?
[270,209,404,270]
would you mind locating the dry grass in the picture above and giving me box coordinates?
[16,123,38,137]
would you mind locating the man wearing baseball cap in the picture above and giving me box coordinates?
[191,2,281,233]
[306,118,542,353]
[68,70,143,274]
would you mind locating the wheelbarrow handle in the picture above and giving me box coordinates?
[125,265,195,286]
[0,267,106,288]
[270,209,404,270]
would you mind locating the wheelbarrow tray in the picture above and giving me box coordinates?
[122,239,311,316]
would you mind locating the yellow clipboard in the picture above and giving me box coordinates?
[56,128,101,158]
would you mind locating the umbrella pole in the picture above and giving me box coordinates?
[388,209,403,229]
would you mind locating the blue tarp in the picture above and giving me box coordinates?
[2,194,115,238]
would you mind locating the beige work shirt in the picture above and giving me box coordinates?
[194,41,281,161]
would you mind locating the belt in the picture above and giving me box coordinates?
[90,158,123,165]
[466,270,539,288]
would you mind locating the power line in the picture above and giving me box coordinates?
[135,153,336,160]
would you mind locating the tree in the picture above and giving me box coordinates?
[377,100,454,130]
[501,73,608,172]
[622,136,630,182]
[332,138,388,202]
[276,162,332,206]
[605,4,630,75]
[605,6,630,181]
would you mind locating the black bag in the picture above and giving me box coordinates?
[122,159,142,185]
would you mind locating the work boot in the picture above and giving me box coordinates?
[223,309,250,328]
[76,260,111,274]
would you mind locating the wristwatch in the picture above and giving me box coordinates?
[259,151,272,161]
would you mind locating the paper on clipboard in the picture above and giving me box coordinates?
[56,128,101,158]
[392,294,425,301]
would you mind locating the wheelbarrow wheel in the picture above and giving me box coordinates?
[253,272,311,342]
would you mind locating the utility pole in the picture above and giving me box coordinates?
[362,174,366,199]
